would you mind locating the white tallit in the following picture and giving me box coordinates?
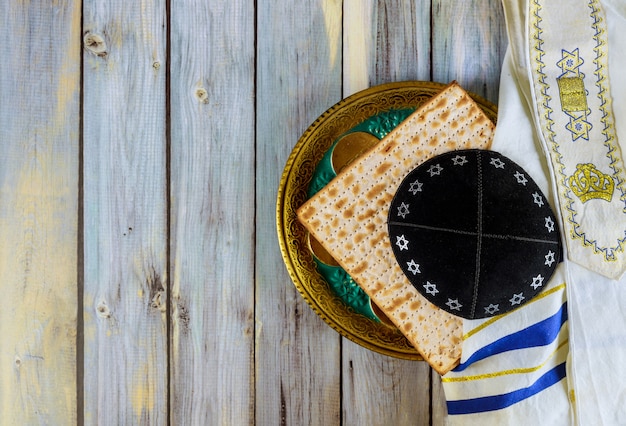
[442,1,626,424]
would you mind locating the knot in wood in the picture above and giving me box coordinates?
[151,290,166,312]
[195,87,209,104]
[96,301,111,318]
[84,33,107,57]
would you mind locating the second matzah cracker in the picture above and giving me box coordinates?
[297,82,495,374]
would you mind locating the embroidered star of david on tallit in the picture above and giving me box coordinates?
[388,149,562,319]
[557,48,584,75]
[566,114,593,140]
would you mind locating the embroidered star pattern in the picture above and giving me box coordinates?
[406,259,421,275]
[395,235,409,251]
[514,171,528,185]
[490,157,505,169]
[510,293,525,305]
[397,202,410,218]
[423,281,439,296]
[452,155,468,166]
[428,164,443,177]
[545,216,555,233]
[566,114,592,141]
[557,48,584,75]
[545,250,556,266]
[446,298,462,311]
[531,274,544,290]
[409,179,423,195]
[533,191,545,207]
[484,304,500,315]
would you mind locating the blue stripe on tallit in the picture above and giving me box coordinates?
[446,362,567,414]
[454,303,567,372]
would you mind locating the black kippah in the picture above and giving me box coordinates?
[388,149,562,319]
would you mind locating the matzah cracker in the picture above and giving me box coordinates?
[297,82,495,374]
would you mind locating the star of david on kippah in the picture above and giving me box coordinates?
[397,202,410,218]
[409,179,423,195]
[484,303,499,315]
[395,235,409,251]
[514,171,528,185]
[423,281,439,296]
[452,155,468,166]
[428,164,443,177]
[388,149,563,319]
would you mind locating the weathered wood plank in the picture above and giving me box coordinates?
[432,0,507,104]
[431,370,448,425]
[342,340,433,425]
[82,1,168,423]
[343,0,432,95]
[256,0,343,424]
[342,1,436,424]
[168,0,255,424]
[0,1,80,424]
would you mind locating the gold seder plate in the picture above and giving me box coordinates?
[276,81,498,360]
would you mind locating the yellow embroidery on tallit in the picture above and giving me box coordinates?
[568,163,615,203]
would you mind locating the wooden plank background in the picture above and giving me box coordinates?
[0,0,505,424]
[0,1,81,424]
[82,0,169,423]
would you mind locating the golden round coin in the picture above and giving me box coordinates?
[331,131,380,172]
